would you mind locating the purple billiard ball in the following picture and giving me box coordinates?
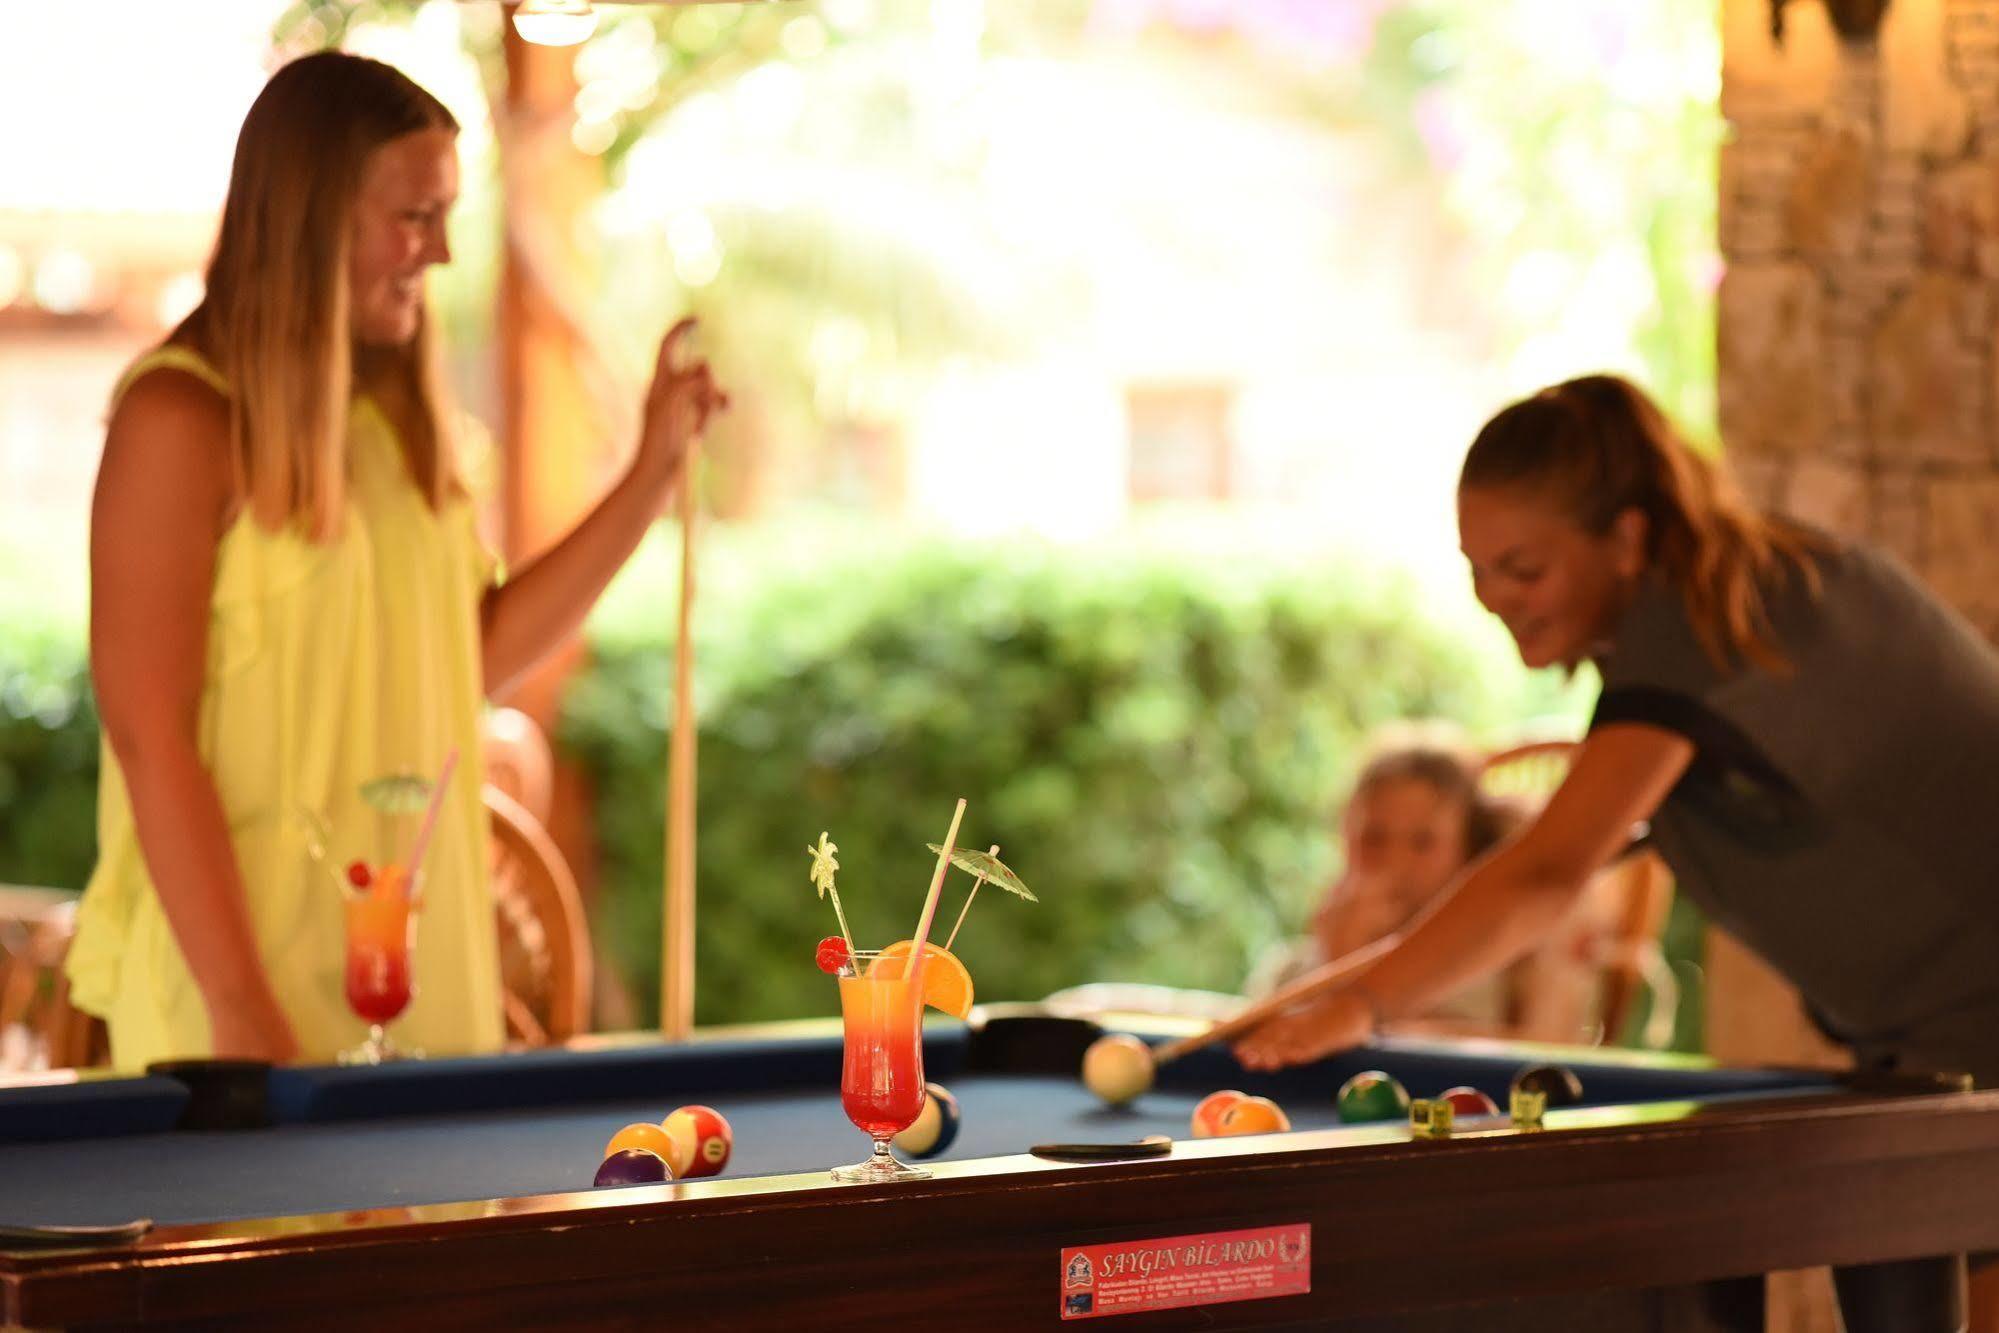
[594,1147,670,1188]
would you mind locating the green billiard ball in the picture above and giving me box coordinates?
[1510,1063,1584,1109]
[1337,1070,1411,1123]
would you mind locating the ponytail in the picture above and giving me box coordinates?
[1460,375,1822,673]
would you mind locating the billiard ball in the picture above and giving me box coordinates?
[1511,1064,1583,1108]
[1215,1095,1290,1136]
[605,1121,679,1168]
[1440,1085,1500,1118]
[892,1083,962,1158]
[1190,1089,1246,1139]
[1337,1070,1410,1123]
[594,1148,670,1188]
[1082,1035,1154,1107]
[664,1105,733,1178]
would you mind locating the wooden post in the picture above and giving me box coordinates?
[495,19,614,1016]
[497,23,603,703]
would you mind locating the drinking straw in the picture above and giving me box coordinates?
[402,748,459,897]
[905,799,966,991]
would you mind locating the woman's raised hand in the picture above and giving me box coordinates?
[634,317,729,498]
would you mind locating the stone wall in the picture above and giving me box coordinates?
[1721,0,1999,642]
[1718,11,1995,1323]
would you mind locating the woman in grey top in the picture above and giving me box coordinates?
[1236,374,1999,1332]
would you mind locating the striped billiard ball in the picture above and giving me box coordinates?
[664,1105,733,1178]
[893,1083,961,1158]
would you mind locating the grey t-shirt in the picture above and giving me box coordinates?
[1591,538,1999,1081]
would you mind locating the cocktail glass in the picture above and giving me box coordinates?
[831,949,930,1182]
[340,869,419,1064]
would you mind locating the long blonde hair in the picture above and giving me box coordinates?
[177,50,459,541]
[1460,375,1823,674]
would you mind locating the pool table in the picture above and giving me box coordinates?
[4,1009,1998,1330]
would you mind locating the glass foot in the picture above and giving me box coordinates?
[338,1025,409,1065]
[831,1138,930,1183]
[831,1157,930,1183]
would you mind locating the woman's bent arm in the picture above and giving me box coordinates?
[1238,724,1692,1068]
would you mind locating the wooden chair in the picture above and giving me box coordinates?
[1475,739,1577,805]
[481,705,555,827]
[486,783,594,1048]
[0,888,107,1072]
[1479,739,1678,1049]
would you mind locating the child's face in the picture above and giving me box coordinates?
[1457,484,1647,671]
[1338,776,1469,910]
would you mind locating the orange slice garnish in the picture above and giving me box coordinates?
[868,940,974,1019]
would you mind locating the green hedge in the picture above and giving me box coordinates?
[5,535,1667,1042]
[0,621,99,891]
[563,538,1583,1027]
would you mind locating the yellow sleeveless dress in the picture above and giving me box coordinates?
[68,346,504,1070]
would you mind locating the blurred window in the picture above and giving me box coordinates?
[1125,383,1235,505]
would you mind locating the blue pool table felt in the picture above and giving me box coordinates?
[0,1032,1835,1230]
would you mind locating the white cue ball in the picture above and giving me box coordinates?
[1082,1034,1154,1107]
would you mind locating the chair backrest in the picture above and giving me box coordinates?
[0,889,107,1072]
[1477,740,1677,1049]
[1477,740,1581,806]
[482,705,555,827]
[486,783,594,1047]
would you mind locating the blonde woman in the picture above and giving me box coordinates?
[73,51,723,1069]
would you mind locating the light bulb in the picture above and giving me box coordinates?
[513,0,598,47]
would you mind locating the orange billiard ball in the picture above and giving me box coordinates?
[1216,1095,1291,1136]
[605,1121,680,1173]
[1190,1090,1247,1139]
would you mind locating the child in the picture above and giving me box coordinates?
[1249,725,1626,1045]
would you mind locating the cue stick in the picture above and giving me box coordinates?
[661,446,698,1039]
[1148,934,1401,1067]
[1150,826,1660,1066]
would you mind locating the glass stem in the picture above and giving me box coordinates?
[872,1137,894,1167]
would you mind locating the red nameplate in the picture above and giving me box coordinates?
[1058,1222,1311,1320]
